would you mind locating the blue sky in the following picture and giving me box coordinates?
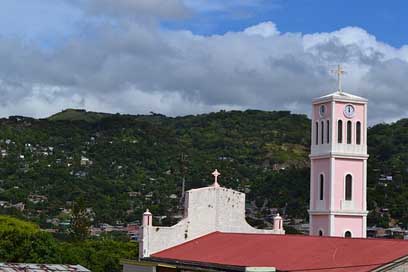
[0,0,408,123]
[1,0,406,47]
[173,0,407,47]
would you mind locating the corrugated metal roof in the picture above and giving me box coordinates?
[0,264,90,272]
[151,231,408,272]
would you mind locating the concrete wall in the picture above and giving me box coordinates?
[384,262,408,272]
[310,158,330,211]
[140,186,284,258]
[374,258,408,271]
[333,215,364,238]
[310,215,330,236]
[123,264,156,272]
[333,158,364,211]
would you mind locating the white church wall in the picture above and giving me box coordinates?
[140,185,284,258]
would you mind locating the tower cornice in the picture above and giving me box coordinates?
[309,153,369,160]
[313,91,367,105]
[308,210,368,216]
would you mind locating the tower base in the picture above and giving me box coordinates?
[309,211,367,238]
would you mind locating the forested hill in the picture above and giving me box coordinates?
[0,109,407,228]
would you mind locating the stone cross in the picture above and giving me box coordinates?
[212,169,220,187]
[332,64,346,93]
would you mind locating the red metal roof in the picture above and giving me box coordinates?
[151,232,408,271]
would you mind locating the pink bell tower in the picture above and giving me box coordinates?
[309,66,368,238]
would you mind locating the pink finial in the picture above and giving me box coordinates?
[212,169,221,187]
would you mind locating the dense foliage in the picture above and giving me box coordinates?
[0,109,310,226]
[59,239,136,272]
[0,109,407,228]
[367,119,408,227]
[0,216,60,263]
[0,215,136,271]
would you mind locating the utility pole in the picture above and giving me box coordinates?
[179,153,187,208]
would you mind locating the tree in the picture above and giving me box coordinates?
[70,197,91,241]
[60,239,137,272]
[0,215,137,272]
[0,215,61,263]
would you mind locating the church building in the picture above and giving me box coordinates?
[309,66,368,238]
[123,70,408,271]
[139,169,285,258]
[309,90,368,238]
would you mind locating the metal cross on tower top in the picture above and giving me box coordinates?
[332,64,346,93]
[212,169,220,187]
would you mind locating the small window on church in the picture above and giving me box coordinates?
[319,174,324,201]
[321,121,324,144]
[319,230,323,236]
[315,122,319,145]
[356,121,361,145]
[338,120,343,143]
[345,231,352,238]
[347,121,352,144]
[345,174,352,201]
[326,120,330,143]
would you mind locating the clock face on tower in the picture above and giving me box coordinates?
[344,104,355,118]
[319,105,326,118]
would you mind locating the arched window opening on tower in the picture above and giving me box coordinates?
[345,231,352,238]
[321,121,324,144]
[315,122,319,145]
[326,120,330,144]
[347,121,352,144]
[356,121,361,145]
[337,120,343,143]
[318,230,323,236]
[319,174,324,201]
[345,174,352,201]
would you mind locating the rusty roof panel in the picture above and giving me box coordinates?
[0,264,90,272]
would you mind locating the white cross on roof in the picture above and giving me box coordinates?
[331,64,346,93]
[212,169,220,187]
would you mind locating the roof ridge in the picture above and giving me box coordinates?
[216,231,408,243]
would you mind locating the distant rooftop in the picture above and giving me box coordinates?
[0,263,90,272]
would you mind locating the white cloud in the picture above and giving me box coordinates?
[244,22,280,37]
[0,17,408,124]
[81,0,189,20]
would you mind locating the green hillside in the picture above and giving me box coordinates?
[0,109,406,228]
[47,109,112,122]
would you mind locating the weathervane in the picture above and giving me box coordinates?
[332,64,346,93]
[212,169,220,187]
